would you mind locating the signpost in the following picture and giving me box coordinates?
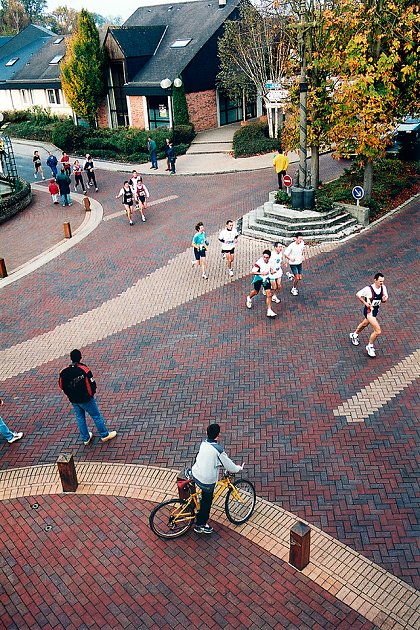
[352,185,365,206]
[282,174,292,193]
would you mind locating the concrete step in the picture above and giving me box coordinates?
[258,212,358,232]
[264,203,345,223]
[187,142,232,155]
[242,221,360,244]
[249,215,358,238]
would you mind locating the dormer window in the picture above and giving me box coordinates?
[50,54,64,64]
[5,58,19,66]
[170,39,191,48]
[54,37,64,44]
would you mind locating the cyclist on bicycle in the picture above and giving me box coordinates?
[192,423,243,534]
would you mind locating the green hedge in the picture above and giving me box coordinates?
[233,122,279,157]
[7,117,195,163]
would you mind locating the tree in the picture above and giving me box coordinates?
[45,5,78,34]
[60,9,106,127]
[172,76,190,126]
[0,0,29,34]
[217,0,294,138]
[21,0,46,21]
[326,0,419,200]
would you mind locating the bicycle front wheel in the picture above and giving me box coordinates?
[225,479,256,524]
[149,498,195,539]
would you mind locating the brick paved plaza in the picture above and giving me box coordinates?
[0,160,419,629]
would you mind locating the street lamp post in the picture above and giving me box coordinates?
[160,77,183,147]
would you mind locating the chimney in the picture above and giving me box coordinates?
[218,0,227,7]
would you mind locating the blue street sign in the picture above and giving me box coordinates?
[352,186,364,200]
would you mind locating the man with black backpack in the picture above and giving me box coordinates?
[191,423,243,534]
[59,349,117,446]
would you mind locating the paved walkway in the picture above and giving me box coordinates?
[0,158,419,628]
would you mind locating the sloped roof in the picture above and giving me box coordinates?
[9,36,67,84]
[123,0,241,88]
[109,25,167,58]
[0,25,55,83]
[0,36,13,49]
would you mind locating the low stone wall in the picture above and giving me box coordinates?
[335,202,369,226]
[0,178,32,225]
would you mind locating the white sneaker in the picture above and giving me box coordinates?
[271,295,280,303]
[8,431,24,444]
[142,216,146,222]
[83,431,93,446]
[191,260,196,267]
[262,288,266,295]
[286,272,294,280]
[202,274,208,279]
[366,345,376,358]
[246,296,252,309]
[349,332,360,346]
[291,287,299,296]
[129,220,134,225]
[267,309,277,317]
[74,187,77,192]
[229,269,234,277]
[42,176,45,180]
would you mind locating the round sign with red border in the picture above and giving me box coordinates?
[282,174,292,187]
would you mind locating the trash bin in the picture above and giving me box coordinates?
[291,187,304,210]
[303,187,316,209]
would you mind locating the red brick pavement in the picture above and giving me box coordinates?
[0,188,85,272]
[0,495,375,630]
[0,162,419,590]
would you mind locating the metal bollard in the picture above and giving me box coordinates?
[83,195,91,211]
[63,222,72,238]
[0,258,7,278]
[57,453,78,492]
[289,521,311,570]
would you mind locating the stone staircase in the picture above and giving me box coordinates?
[242,192,361,244]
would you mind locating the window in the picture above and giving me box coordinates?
[53,37,64,44]
[49,55,64,64]
[21,89,33,105]
[47,89,61,105]
[147,95,170,129]
[170,39,191,48]
[5,58,19,66]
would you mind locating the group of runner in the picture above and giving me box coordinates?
[116,169,150,225]
[192,221,388,358]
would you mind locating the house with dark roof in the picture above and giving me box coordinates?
[0,25,71,117]
[101,0,257,131]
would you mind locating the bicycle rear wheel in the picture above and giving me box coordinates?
[225,479,256,524]
[149,498,195,539]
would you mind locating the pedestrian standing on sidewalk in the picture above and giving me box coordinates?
[135,177,149,222]
[60,151,71,176]
[59,349,117,446]
[283,233,305,296]
[0,398,24,444]
[269,242,283,304]
[192,423,243,535]
[33,150,45,179]
[56,168,71,206]
[167,142,176,174]
[246,250,277,317]
[350,273,388,358]
[116,180,135,226]
[164,138,171,171]
[48,178,59,205]
[73,159,87,194]
[46,151,58,178]
[273,148,289,189]
[147,136,158,169]
[218,219,239,278]
[84,154,98,191]
[192,222,209,279]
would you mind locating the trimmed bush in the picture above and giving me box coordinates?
[233,122,279,157]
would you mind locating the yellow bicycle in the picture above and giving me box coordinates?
[149,470,256,539]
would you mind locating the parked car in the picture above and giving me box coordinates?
[386,115,420,156]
